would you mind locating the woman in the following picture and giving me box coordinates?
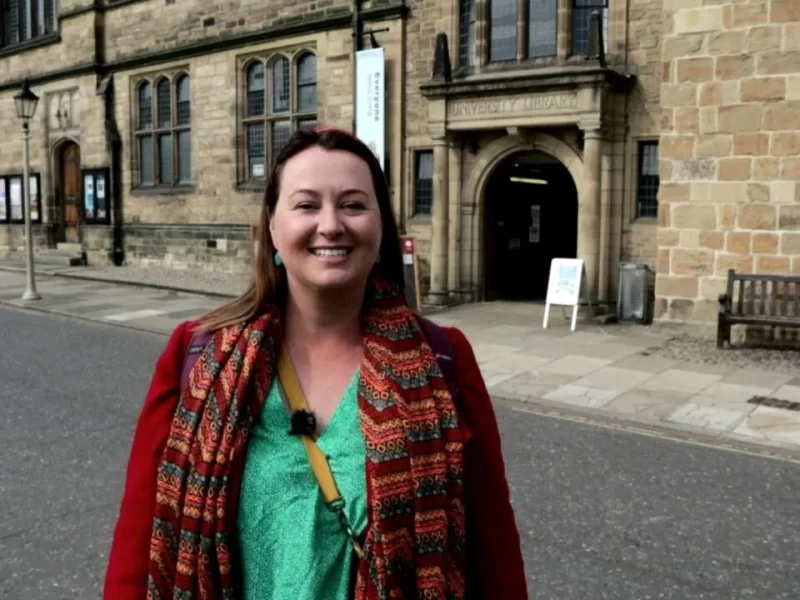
[104,128,527,599]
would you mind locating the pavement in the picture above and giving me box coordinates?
[2,305,799,599]
[3,264,800,454]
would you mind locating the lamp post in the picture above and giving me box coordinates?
[14,80,40,301]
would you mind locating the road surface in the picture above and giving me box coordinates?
[1,306,798,599]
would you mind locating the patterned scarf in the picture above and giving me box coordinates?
[147,279,467,599]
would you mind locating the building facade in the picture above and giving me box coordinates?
[0,0,797,325]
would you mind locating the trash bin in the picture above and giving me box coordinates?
[617,263,651,324]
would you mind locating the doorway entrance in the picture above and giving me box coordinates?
[484,151,578,301]
[58,141,82,244]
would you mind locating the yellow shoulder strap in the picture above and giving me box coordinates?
[277,350,342,506]
[277,350,364,559]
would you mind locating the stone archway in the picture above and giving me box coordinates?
[463,133,584,299]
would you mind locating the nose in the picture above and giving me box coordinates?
[317,202,345,238]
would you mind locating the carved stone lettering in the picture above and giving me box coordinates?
[448,93,578,120]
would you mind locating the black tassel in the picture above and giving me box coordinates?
[289,410,317,437]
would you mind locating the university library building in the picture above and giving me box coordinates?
[0,0,798,327]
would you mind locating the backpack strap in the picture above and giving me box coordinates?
[179,329,214,392]
[415,316,460,407]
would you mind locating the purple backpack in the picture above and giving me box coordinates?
[180,317,460,405]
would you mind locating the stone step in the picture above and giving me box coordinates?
[36,248,85,267]
[56,242,83,254]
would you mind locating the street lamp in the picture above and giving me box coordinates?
[14,80,40,301]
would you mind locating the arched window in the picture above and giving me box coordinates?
[134,73,192,187]
[247,62,265,117]
[156,78,171,128]
[137,82,154,185]
[272,56,290,114]
[297,54,317,113]
[176,75,192,184]
[242,51,318,182]
[138,82,152,129]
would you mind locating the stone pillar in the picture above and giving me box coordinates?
[427,134,450,304]
[447,137,462,297]
[578,124,603,303]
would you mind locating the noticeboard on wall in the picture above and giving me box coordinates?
[82,168,111,224]
[0,173,42,224]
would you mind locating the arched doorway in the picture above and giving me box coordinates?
[55,141,82,244]
[484,151,578,301]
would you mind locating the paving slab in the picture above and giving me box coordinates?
[667,403,749,433]
[732,406,800,447]
[691,382,775,405]
[613,353,678,373]
[542,384,621,408]
[538,355,611,377]
[771,385,800,403]
[642,369,722,396]
[604,389,691,420]
[490,371,575,402]
[573,366,656,393]
[720,369,795,389]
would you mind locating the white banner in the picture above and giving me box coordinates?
[355,48,385,170]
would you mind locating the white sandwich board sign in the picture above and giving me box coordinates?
[543,258,593,332]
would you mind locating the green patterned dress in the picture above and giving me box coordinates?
[237,371,368,599]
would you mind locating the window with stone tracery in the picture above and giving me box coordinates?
[458,0,477,69]
[637,141,659,219]
[572,0,609,55]
[241,51,318,184]
[485,0,559,64]
[133,72,192,188]
[413,150,434,216]
[0,0,57,47]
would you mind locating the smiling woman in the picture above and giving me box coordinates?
[104,128,528,600]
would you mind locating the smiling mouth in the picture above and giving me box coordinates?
[309,248,353,257]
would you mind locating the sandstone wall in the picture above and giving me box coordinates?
[620,0,667,272]
[657,0,800,323]
[102,0,352,63]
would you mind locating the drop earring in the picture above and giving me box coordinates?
[274,252,283,267]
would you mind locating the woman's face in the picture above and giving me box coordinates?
[269,145,383,296]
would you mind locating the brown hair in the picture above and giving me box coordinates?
[199,128,405,331]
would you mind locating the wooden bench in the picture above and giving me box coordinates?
[717,269,800,348]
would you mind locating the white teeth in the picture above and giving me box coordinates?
[313,249,348,257]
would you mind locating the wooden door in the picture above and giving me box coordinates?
[61,143,82,244]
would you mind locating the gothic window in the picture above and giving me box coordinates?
[572,0,609,56]
[528,0,558,58]
[458,0,477,69]
[242,51,318,183]
[489,0,518,62]
[134,73,192,188]
[1,0,57,47]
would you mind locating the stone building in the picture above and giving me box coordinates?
[0,0,797,325]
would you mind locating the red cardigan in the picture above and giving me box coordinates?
[104,321,528,599]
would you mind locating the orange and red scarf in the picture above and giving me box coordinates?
[146,279,467,599]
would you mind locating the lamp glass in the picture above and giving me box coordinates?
[14,83,39,121]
